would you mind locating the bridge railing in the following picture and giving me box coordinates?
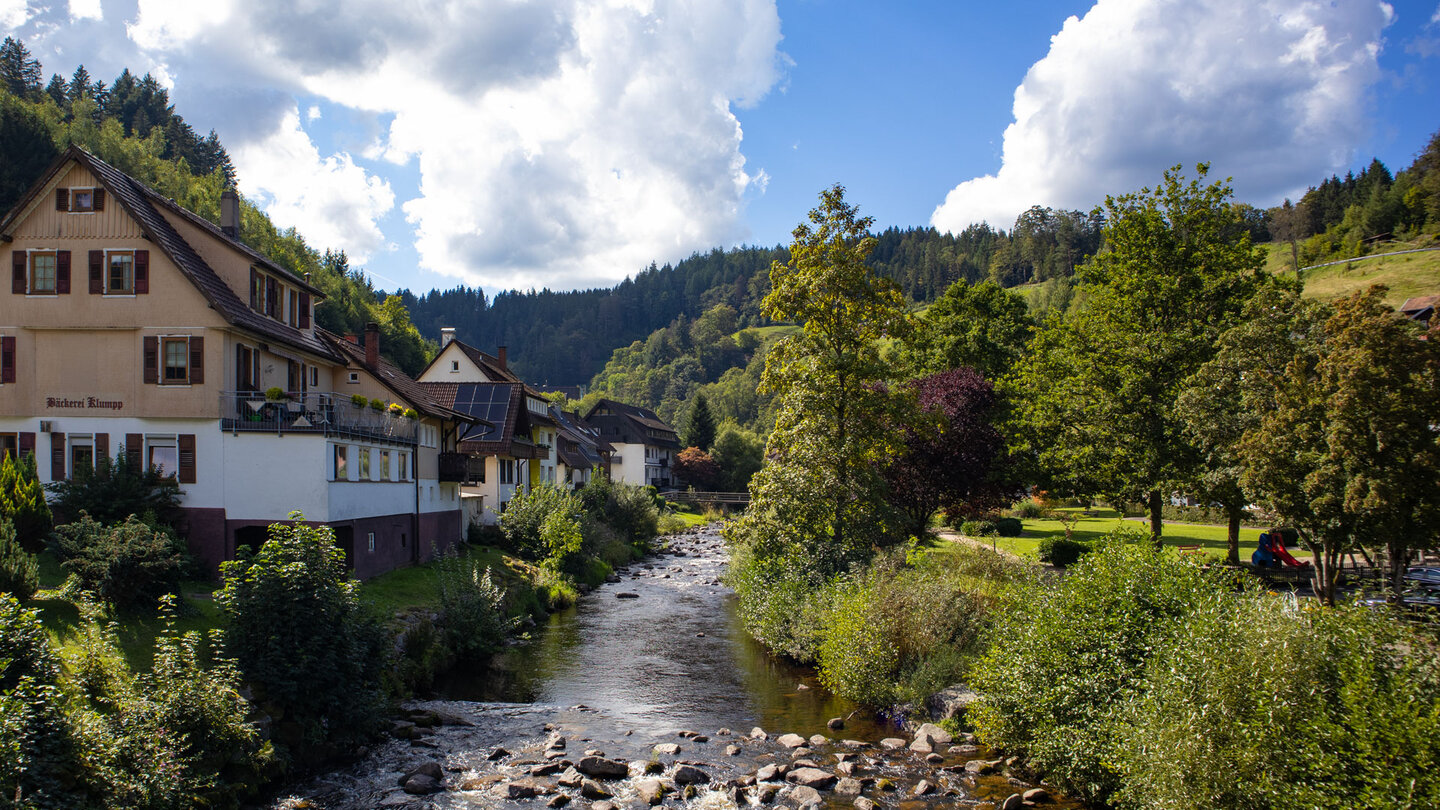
[662,490,750,504]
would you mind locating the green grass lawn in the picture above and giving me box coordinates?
[1259,238,1440,307]
[942,508,1304,563]
[669,507,714,528]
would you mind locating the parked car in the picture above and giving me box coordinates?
[1404,566,1440,591]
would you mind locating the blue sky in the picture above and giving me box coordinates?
[3,0,1437,296]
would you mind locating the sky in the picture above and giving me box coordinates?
[3,0,1438,296]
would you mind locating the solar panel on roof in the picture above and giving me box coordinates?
[452,383,515,441]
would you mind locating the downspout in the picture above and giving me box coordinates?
[411,420,421,565]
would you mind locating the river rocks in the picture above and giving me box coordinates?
[755,783,782,803]
[854,798,878,810]
[879,737,907,750]
[579,779,612,799]
[964,758,1001,775]
[557,767,584,788]
[636,778,667,805]
[672,764,710,785]
[791,758,820,770]
[808,734,829,747]
[531,762,564,776]
[615,592,640,599]
[590,802,616,810]
[401,774,440,795]
[836,760,857,776]
[725,744,741,756]
[1023,787,1052,803]
[491,779,549,800]
[834,777,863,795]
[915,722,954,745]
[576,756,630,779]
[786,767,837,789]
[827,717,845,730]
[653,743,681,756]
[949,744,980,756]
[756,764,783,781]
[750,727,769,740]
[548,735,568,750]
[487,746,510,760]
[630,759,662,775]
[998,793,1025,810]
[925,753,944,765]
[925,684,980,723]
[909,736,934,754]
[547,795,571,808]
[777,733,807,748]
[787,785,823,807]
[390,720,415,739]
[913,779,937,795]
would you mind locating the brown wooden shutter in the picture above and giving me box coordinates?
[55,251,70,294]
[249,268,259,309]
[94,433,108,466]
[235,344,246,390]
[178,434,196,484]
[265,277,277,316]
[89,251,104,293]
[299,292,310,328]
[92,188,105,211]
[143,336,158,384]
[18,432,35,461]
[12,251,25,294]
[189,336,204,384]
[125,433,142,469]
[50,432,65,481]
[55,188,68,211]
[0,336,13,384]
[134,250,148,294]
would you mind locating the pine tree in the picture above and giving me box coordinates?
[684,393,717,451]
[0,37,42,98]
[0,452,53,551]
[0,518,38,601]
[43,73,66,106]
[66,64,92,102]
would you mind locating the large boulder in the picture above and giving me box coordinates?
[914,722,953,745]
[787,785,824,808]
[636,779,668,805]
[925,684,980,722]
[672,764,710,785]
[576,756,630,779]
[786,768,837,790]
[776,733,808,749]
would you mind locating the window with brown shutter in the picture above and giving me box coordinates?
[55,251,70,294]
[143,336,158,384]
[265,276,277,317]
[162,337,189,384]
[95,433,108,467]
[55,188,68,211]
[178,434,196,484]
[69,189,94,212]
[89,251,103,294]
[11,251,24,294]
[93,188,105,211]
[124,433,142,469]
[0,336,13,384]
[50,432,64,482]
[189,336,204,384]
[249,268,260,310]
[299,292,310,328]
[133,250,148,294]
[24,252,56,295]
[18,432,35,462]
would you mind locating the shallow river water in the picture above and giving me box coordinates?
[270,527,1074,810]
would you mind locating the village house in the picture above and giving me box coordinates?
[0,146,476,578]
[583,398,679,489]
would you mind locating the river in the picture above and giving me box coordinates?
[269,526,1072,809]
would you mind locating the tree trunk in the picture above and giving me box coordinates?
[1225,506,1242,566]
[1148,489,1163,549]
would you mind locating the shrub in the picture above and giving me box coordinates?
[0,518,39,601]
[45,453,182,529]
[350,393,367,408]
[434,551,514,661]
[368,397,386,412]
[540,511,586,575]
[500,484,585,560]
[0,451,52,550]
[0,595,92,808]
[466,520,504,546]
[969,542,1225,803]
[216,515,387,760]
[1037,536,1091,566]
[579,476,660,549]
[50,514,190,612]
[994,517,1023,537]
[959,519,998,537]
[1115,596,1440,809]
[1012,499,1046,519]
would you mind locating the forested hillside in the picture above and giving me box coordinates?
[0,36,436,374]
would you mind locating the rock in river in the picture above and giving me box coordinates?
[777,733,808,748]
[786,767,837,790]
[672,764,710,785]
[576,756,629,779]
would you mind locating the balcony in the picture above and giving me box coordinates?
[219,391,418,445]
[438,451,469,483]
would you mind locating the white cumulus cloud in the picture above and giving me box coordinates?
[67,0,101,23]
[0,0,29,30]
[230,106,395,263]
[932,0,1395,234]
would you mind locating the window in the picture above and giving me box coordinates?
[499,458,515,485]
[0,434,16,461]
[359,447,371,480]
[69,436,93,479]
[310,367,319,387]
[148,438,177,478]
[380,450,391,482]
[70,188,95,212]
[347,371,359,384]
[28,252,56,295]
[162,337,189,383]
[397,452,409,481]
[334,445,348,480]
[106,251,134,294]
[288,290,298,326]
[367,531,376,553]
[451,360,459,372]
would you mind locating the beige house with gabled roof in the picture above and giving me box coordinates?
[0,146,477,578]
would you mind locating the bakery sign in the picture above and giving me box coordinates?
[45,396,124,411]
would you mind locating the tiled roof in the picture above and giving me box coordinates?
[324,331,476,422]
[2,146,338,362]
[1401,295,1439,320]
[432,381,540,457]
[454,342,521,383]
[583,398,680,448]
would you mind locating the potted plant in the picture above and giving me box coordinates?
[351,394,367,409]
[369,398,386,413]
[402,407,419,420]
[388,403,404,418]
[265,386,287,402]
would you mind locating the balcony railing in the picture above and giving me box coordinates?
[438,451,469,483]
[219,391,418,445]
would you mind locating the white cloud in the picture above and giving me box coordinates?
[932,0,1395,234]
[0,0,29,30]
[305,104,320,122]
[230,106,395,263]
[67,0,101,23]
[101,0,783,291]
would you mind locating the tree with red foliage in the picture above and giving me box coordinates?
[672,446,720,490]
[883,367,1017,537]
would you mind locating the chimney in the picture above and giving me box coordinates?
[220,189,240,238]
[496,346,508,370]
[440,327,456,348]
[364,322,380,368]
